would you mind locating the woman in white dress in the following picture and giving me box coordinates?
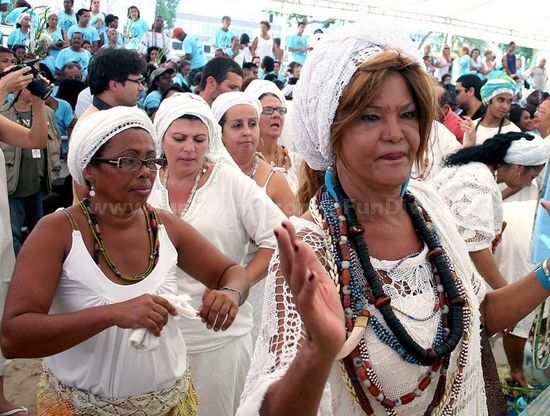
[244,79,302,192]
[250,21,274,63]
[2,106,249,415]
[236,23,550,416]
[148,93,285,416]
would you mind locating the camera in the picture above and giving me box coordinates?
[0,59,52,100]
[56,39,64,47]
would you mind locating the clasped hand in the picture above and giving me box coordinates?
[198,288,239,332]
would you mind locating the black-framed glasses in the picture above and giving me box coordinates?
[261,106,287,115]
[92,157,167,171]
[124,77,146,86]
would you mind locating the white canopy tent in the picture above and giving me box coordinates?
[263,0,550,51]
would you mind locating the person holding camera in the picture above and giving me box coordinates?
[45,13,68,60]
[0,63,49,416]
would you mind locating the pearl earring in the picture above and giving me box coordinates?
[89,183,96,197]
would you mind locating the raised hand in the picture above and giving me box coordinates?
[198,288,239,331]
[275,219,345,358]
[111,294,177,336]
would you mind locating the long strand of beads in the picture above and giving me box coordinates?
[79,199,160,281]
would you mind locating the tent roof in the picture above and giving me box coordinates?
[264,0,550,50]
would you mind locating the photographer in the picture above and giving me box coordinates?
[0,63,48,416]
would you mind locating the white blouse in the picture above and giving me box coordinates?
[148,163,285,352]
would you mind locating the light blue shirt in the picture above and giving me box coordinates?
[52,97,73,137]
[57,11,77,32]
[143,90,162,111]
[90,12,106,31]
[213,28,233,49]
[7,29,30,48]
[456,55,470,79]
[46,27,65,59]
[68,25,100,45]
[183,35,207,70]
[125,18,149,40]
[286,33,308,65]
[55,47,92,77]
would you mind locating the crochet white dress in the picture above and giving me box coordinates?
[237,181,488,416]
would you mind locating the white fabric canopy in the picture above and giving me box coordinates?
[264,0,550,50]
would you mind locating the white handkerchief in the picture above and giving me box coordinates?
[128,294,198,352]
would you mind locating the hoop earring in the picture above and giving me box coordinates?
[89,183,96,197]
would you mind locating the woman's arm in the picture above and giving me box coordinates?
[247,248,275,286]
[1,211,176,358]
[250,37,258,57]
[267,171,299,217]
[469,248,508,289]
[481,268,549,336]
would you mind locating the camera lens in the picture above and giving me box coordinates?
[26,78,52,100]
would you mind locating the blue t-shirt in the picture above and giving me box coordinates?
[125,18,150,40]
[5,7,37,27]
[57,11,77,32]
[213,28,233,49]
[7,29,29,48]
[456,55,470,79]
[286,34,308,64]
[53,97,74,137]
[183,35,207,70]
[67,25,100,45]
[90,12,106,31]
[55,47,92,76]
[46,27,65,59]
[143,90,162,112]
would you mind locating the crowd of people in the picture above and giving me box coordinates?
[0,1,549,416]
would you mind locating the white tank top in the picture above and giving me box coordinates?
[255,35,273,61]
[43,224,188,398]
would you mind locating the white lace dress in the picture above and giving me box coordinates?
[431,162,502,252]
[237,181,487,416]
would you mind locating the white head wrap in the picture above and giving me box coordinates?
[292,21,422,170]
[504,134,550,166]
[211,91,262,122]
[68,106,156,185]
[244,79,286,107]
[153,92,233,166]
[16,12,30,25]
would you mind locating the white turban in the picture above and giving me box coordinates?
[244,79,286,107]
[292,21,422,170]
[153,92,225,162]
[504,134,550,166]
[68,107,156,185]
[16,12,30,25]
[211,91,262,123]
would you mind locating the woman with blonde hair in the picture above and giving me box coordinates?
[237,23,550,416]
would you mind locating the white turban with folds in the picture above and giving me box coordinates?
[211,91,262,123]
[244,79,286,107]
[291,21,422,170]
[68,106,156,185]
[504,134,550,166]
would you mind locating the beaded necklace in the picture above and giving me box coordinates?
[246,154,259,179]
[79,198,160,282]
[311,184,473,415]
[163,164,207,218]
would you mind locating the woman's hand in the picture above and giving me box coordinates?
[275,219,345,357]
[198,288,239,331]
[0,66,33,95]
[541,200,550,215]
[275,145,291,171]
[111,294,177,336]
[459,116,477,146]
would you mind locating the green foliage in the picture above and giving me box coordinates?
[265,9,341,30]
[155,0,180,30]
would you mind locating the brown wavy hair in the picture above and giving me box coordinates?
[296,50,435,211]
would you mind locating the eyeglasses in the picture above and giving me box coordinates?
[262,106,287,115]
[124,77,146,86]
[455,88,463,95]
[92,157,167,171]
[443,47,450,50]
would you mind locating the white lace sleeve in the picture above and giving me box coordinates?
[237,217,332,416]
[432,163,502,252]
